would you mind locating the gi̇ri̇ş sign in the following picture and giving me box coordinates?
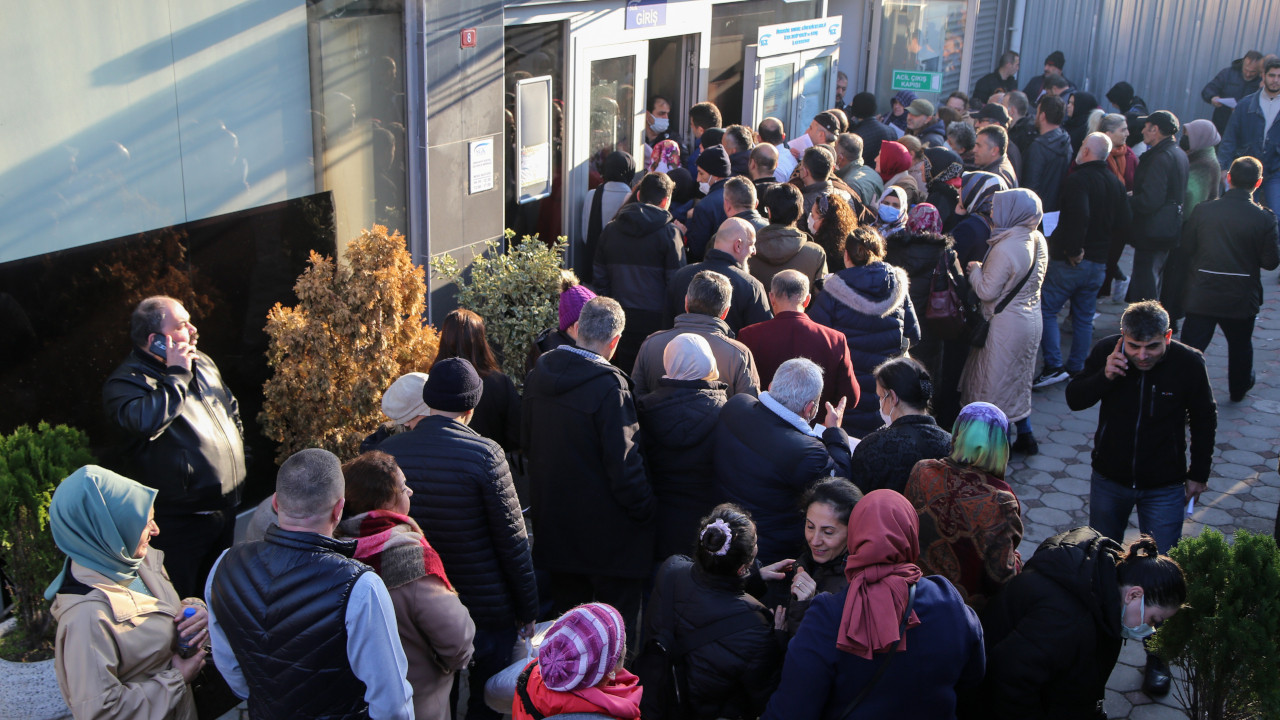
[756,16,842,58]
[625,0,666,30]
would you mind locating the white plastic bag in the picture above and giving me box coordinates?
[483,638,533,714]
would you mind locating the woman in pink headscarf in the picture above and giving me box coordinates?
[760,490,985,720]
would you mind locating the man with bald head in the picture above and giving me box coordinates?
[1034,132,1132,387]
[757,116,798,182]
[207,448,414,719]
[748,143,779,203]
[666,216,771,333]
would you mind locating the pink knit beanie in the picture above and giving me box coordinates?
[537,603,626,692]
[558,285,597,332]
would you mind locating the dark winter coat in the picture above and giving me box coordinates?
[1182,187,1280,318]
[378,414,539,626]
[1008,117,1038,159]
[978,156,1018,189]
[688,179,730,261]
[749,224,828,292]
[1201,58,1259,133]
[849,415,952,494]
[1219,89,1280,178]
[761,577,985,720]
[1065,334,1217,488]
[523,347,656,578]
[713,393,853,564]
[978,527,1125,720]
[808,263,921,437]
[952,215,995,266]
[1130,136,1189,250]
[758,549,849,636]
[838,161,885,207]
[800,180,855,226]
[470,371,521,453]
[972,71,1019,106]
[1021,127,1072,212]
[632,313,761,399]
[1049,160,1131,263]
[883,231,954,329]
[737,311,860,414]
[645,556,781,719]
[666,249,773,334]
[912,118,947,148]
[849,116,897,166]
[1023,74,1075,103]
[637,379,729,562]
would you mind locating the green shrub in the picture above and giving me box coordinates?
[0,423,95,647]
[1151,529,1280,720]
[431,231,567,387]
[260,225,440,462]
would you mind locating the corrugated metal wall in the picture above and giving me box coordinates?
[1015,0,1280,124]
[970,0,1015,83]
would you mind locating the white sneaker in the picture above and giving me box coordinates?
[1033,368,1071,388]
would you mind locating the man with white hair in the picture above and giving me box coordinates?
[713,357,853,564]
[207,448,414,720]
[1034,132,1132,388]
[665,217,772,333]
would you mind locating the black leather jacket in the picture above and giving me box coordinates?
[102,347,246,514]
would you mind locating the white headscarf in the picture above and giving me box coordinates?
[662,333,719,381]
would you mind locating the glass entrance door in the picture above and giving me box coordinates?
[742,44,839,139]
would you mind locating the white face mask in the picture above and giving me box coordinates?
[651,116,669,133]
[1120,595,1155,640]
[879,408,893,427]
[699,181,711,195]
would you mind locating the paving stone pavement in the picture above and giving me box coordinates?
[1009,259,1280,719]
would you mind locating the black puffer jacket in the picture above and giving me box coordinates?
[849,414,952,494]
[645,556,781,719]
[378,414,538,627]
[978,527,1124,720]
[1181,187,1280,318]
[102,348,246,514]
[884,231,954,320]
[637,378,729,562]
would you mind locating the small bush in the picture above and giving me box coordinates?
[431,231,567,386]
[260,226,439,462]
[1151,529,1280,720]
[0,423,95,647]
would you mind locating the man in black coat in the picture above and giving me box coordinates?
[845,92,896,166]
[1201,50,1264,133]
[1179,156,1280,401]
[971,51,1021,107]
[1128,111,1190,302]
[1020,94,1072,212]
[1022,50,1075,102]
[593,171,687,372]
[523,297,655,647]
[712,357,852,564]
[377,358,537,720]
[1034,133,1132,387]
[665,217,772,333]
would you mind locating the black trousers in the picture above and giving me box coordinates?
[1181,313,1257,397]
[547,571,644,656]
[152,510,236,599]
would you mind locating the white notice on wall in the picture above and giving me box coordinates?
[470,138,495,195]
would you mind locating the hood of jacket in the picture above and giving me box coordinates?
[1036,126,1073,156]
[610,201,674,238]
[755,224,810,264]
[637,379,728,450]
[1025,527,1123,638]
[821,262,910,318]
[917,118,946,141]
[526,347,629,403]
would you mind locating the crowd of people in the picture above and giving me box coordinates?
[36,43,1280,720]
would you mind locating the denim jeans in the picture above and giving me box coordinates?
[1040,259,1107,373]
[1089,471,1185,553]
[1259,175,1280,212]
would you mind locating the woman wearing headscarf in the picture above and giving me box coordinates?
[666,166,699,222]
[1063,91,1101,154]
[879,90,917,135]
[1161,118,1224,330]
[649,138,681,174]
[875,140,913,188]
[49,466,208,720]
[885,203,963,379]
[922,147,965,226]
[337,451,475,720]
[761,490,985,720]
[636,333,730,562]
[950,172,1009,266]
[874,186,910,239]
[960,189,1048,455]
[513,603,642,720]
[580,150,636,282]
[905,402,1023,612]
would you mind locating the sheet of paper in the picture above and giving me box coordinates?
[1219,97,1238,109]
[1041,211,1061,236]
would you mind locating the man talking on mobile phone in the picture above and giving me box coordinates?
[103,295,246,599]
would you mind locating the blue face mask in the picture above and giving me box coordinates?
[879,204,902,223]
[651,116,669,133]
[1120,595,1155,640]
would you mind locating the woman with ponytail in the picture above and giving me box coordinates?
[905,402,1023,611]
[762,490,984,719]
[641,504,781,719]
[849,357,953,494]
[978,530,1186,719]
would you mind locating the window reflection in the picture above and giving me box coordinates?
[877,0,968,111]
[504,22,566,245]
[588,57,637,185]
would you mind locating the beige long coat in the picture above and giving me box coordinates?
[50,552,197,720]
[960,191,1048,423]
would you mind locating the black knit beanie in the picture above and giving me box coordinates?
[423,357,483,412]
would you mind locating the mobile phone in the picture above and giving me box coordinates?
[149,333,169,357]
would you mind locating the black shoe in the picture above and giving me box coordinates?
[1143,654,1172,697]
[1011,432,1039,455]
[1230,373,1256,403]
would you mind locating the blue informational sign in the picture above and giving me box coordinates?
[625,0,666,30]
[757,16,842,57]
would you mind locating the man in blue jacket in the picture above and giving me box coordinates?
[686,145,732,261]
[1219,57,1280,211]
[1201,50,1264,133]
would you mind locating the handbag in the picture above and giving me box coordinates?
[969,256,1038,349]
[923,250,969,340]
[837,582,917,719]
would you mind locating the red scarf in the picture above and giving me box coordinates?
[514,662,643,720]
[837,491,923,659]
[1108,146,1129,186]
[340,510,452,591]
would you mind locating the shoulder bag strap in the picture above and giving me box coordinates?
[991,252,1038,317]
[838,582,917,719]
